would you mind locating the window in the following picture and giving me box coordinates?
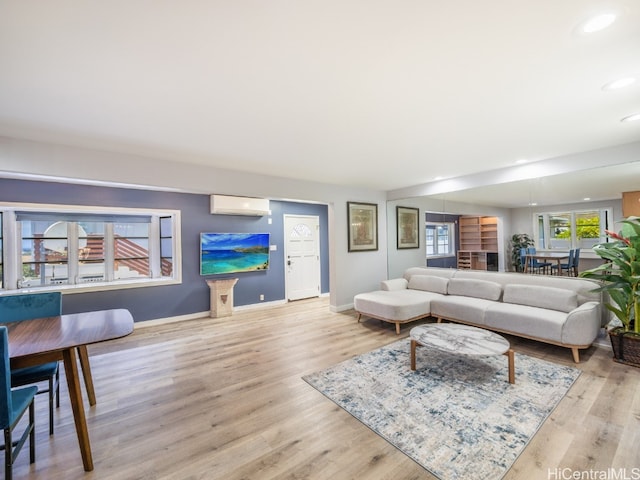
[535,209,609,250]
[113,222,150,279]
[21,219,70,286]
[426,223,455,257]
[159,216,174,277]
[1,204,181,293]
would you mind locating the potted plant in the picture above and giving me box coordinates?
[579,217,640,366]
[510,233,534,272]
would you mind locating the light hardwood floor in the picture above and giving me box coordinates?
[11,297,640,479]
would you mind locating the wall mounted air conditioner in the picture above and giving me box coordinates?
[210,195,270,216]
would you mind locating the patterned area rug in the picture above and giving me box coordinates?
[303,339,580,480]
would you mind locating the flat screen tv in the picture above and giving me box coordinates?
[200,233,270,275]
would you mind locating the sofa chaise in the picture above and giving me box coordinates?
[353,267,604,362]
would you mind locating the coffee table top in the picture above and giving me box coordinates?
[410,323,510,356]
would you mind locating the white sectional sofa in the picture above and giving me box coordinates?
[354,267,604,362]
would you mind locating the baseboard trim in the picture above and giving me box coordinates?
[135,311,210,329]
[135,299,289,329]
[234,299,287,311]
[331,302,354,313]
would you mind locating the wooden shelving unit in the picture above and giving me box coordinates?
[457,216,498,270]
[459,217,481,251]
[623,191,640,217]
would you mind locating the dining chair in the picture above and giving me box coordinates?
[519,248,528,272]
[571,248,581,276]
[552,249,574,276]
[526,247,552,274]
[0,292,61,435]
[0,326,37,480]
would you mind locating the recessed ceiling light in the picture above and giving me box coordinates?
[583,197,591,201]
[433,176,444,181]
[602,77,637,91]
[515,159,528,164]
[621,113,640,123]
[529,202,538,206]
[581,13,616,33]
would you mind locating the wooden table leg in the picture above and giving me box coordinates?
[410,340,417,371]
[62,348,94,471]
[77,346,96,406]
[504,349,515,384]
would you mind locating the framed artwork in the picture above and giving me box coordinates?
[347,202,378,252]
[397,206,419,249]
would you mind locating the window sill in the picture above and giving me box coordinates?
[1,277,181,296]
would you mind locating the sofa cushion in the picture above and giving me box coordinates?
[503,284,578,313]
[408,275,449,294]
[381,278,409,291]
[430,296,495,325]
[354,290,437,321]
[446,278,502,301]
[484,302,567,342]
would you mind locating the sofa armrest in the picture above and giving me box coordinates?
[381,278,409,291]
[562,301,601,346]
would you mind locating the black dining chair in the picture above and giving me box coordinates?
[0,292,61,435]
[0,326,37,480]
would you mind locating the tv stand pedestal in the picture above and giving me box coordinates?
[207,278,238,318]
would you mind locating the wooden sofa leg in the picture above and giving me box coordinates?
[357,313,362,323]
[395,323,401,335]
[571,348,580,363]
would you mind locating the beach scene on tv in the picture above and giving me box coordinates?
[200,233,270,275]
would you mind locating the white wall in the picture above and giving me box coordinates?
[0,136,388,311]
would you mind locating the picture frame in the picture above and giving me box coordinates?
[347,202,378,252]
[397,206,419,249]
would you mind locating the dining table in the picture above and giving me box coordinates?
[3,308,134,472]
[525,252,570,275]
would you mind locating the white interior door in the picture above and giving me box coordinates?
[284,215,320,301]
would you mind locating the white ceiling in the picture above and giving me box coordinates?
[0,1,639,205]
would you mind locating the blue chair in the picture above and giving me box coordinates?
[571,248,581,276]
[0,292,61,435]
[552,249,575,276]
[519,248,527,272]
[525,247,552,274]
[0,326,37,480]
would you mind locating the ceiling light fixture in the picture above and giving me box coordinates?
[621,113,640,123]
[583,197,591,201]
[602,77,637,91]
[581,13,616,33]
[515,159,528,164]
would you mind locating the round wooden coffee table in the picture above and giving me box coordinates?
[409,323,515,384]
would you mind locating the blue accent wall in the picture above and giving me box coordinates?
[0,178,329,322]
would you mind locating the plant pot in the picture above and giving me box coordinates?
[609,328,640,367]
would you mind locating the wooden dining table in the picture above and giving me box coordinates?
[3,308,134,471]
[525,252,570,275]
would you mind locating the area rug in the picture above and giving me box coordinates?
[302,339,580,480]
